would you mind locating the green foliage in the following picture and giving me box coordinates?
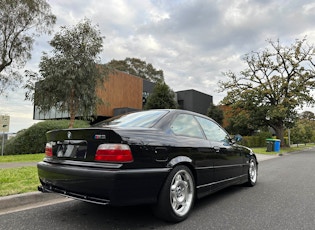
[4,120,89,155]
[225,110,257,136]
[207,104,224,125]
[299,111,315,120]
[0,153,44,162]
[290,114,315,145]
[252,144,313,155]
[219,38,315,145]
[239,132,272,148]
[0,167,38,196]
[107,57,164,83]
[144,82,178,109]
[0,0,56,95]
[25,19,107,128]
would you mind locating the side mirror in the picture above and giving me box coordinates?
[233,134,243,142]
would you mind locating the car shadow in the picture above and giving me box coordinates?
[44,185,250,229]
[194,184,249,209]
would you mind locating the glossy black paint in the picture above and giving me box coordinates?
[38,109,257,206]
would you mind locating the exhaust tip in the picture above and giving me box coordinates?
[38,185,44,192]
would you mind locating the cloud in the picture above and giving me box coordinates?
[0,92,38,133]
[2,0,315,132]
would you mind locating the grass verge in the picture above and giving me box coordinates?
[252,143,315,155]
[0,153,44,196]
[0,153,44,163]
[0,167,39,196]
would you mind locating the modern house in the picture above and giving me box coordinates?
[176,89,213,115]
[33,70,213,121]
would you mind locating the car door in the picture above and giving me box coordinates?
[169,113,216,190]
[195,116,243,187]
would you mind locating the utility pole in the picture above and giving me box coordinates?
[1,125,7,156]
[0,115,10,156]
[288,128,291,147]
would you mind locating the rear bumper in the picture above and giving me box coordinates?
[38,184,111,205]
[37,161,170,206]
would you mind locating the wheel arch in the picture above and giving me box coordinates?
[166,156,197,185]
[252,153,258,162]
[250,153,259,168]
[245,153,258,175]
[154,157,197,222]
[246,151,258,165]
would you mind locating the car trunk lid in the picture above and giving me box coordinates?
[45,128,123,162]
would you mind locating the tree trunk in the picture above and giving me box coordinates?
[68,89,77,128]
[273,125,286,147]
[69,112,75,128]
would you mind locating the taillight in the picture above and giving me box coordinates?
[45,143,53,157]
[95,144,133,163]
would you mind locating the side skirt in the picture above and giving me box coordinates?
[196,174,248,199]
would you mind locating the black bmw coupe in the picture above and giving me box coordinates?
[38,109,258,222]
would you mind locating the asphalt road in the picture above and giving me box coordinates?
[1,150,314,230]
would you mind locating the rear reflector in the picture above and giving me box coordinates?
[95,144,133,163]
[45,143,53,157]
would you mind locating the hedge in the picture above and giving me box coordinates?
[239,132,272,148]
[4,120,90,155]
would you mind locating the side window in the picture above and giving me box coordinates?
[195,116,229,143]
[170,114,204,139]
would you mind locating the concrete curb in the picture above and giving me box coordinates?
[255,153,279,162]
[0,162,37,169]
[0,191,64,213]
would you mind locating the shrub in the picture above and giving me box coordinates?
[4,120,89,155]
[239,132,272,148]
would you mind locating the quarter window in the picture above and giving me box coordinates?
[170,114,204,139]
[195,116,229,143]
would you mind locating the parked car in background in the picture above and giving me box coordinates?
[38,109,258,222]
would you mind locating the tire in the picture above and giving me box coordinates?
[153,165,195,222]
[246,157,258,187]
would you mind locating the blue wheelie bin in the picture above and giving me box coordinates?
[273,139,281,152]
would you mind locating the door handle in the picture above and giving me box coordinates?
[213,146,227,153]
[214,146,220,153]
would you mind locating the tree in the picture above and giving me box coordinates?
[218,105,256,135]
[286,111,315,146]
[290,121,309,146]
[225,109,257,136]
[144,82,178,109]
[0,0,56,95]
[25,19,106,128]
[107,57,164,83]
[4,120,89,155]
[299,111,315,120]
[219,38,315,146]
[207,104,224,126]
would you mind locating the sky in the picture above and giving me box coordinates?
[1,0,315,133]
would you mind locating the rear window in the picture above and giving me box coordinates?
[93,110,168,128]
